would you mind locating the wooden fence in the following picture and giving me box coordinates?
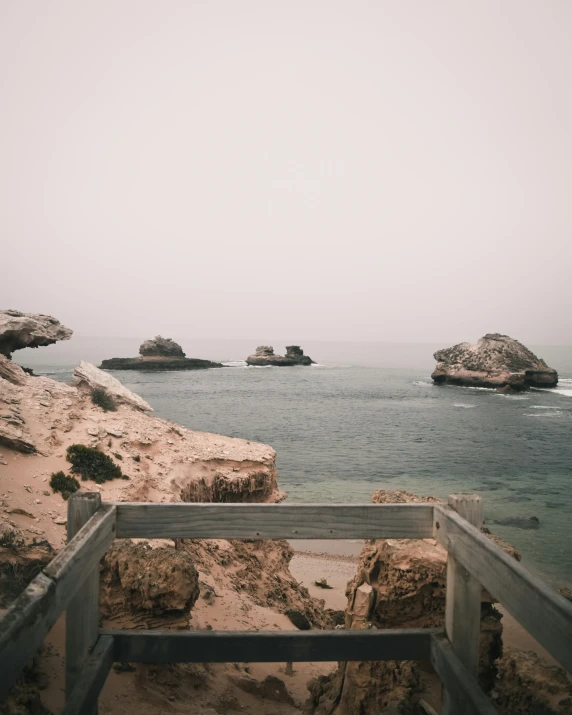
[1,493,571,715]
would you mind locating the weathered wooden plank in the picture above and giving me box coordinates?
[442,494,483,715]
[62,635,114,715]
[430,634,497,715]
[434,504,572,673]
[66,493,103,710]
[0,573,58,699]
[107,628,437,663]
[115,503,435,539]
[44,503,116,612]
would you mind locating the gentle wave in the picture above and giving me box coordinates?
[531,405,562,410]
[453,403,476,409]
[523,412,563,417]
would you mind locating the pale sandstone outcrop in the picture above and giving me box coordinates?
[73,361,153,411]
[0,309,72,358]
[0,355,27,386]
[431,333,558,390]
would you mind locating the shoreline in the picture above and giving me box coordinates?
[291,541,558,664]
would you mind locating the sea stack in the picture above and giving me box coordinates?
[100,336,223,371]
[431,333,558,391]
[246,345,315,366]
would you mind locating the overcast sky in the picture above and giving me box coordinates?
[1,0,571,344]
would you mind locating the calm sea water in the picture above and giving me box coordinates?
[16,338,572,587]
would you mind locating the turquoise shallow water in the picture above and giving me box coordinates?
[16,340,572,587]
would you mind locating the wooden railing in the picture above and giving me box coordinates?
[1,493,571,715]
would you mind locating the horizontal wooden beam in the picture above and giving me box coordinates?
[434,505,572,674]
[44,504,116,613]
[61,635,114,715]
[114,503,435,540]
[430,634,497,715]
[107,628,438,663]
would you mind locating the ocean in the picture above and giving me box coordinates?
[15,338,572,588]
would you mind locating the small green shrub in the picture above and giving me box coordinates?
[91,388,117,412]
[50,471,80,500]
[0,531,17,548]
[132,455,141,462]
[66,445,123,483]
[113,452,123,460]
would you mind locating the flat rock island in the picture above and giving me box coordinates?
[431,333,558,391]
[246,345,315,366]
[100,336,223,371]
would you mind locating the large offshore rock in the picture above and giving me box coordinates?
[431,333,558,390]
[246,345,315,366]
[100,336,223,371]
[0,309,72,358]
[73,360,153,411]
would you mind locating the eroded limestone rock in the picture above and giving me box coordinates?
[431,333,558,390]
[495,648,572,714]
[73,361,153,411]
[100,540,200,629]
[0,309,72,358]
[246,345,315,366]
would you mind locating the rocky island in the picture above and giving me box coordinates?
[100,335,223,371]
[431,333,558,391]
[246,345,315,366]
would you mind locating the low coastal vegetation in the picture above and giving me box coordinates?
[66,444,124,483]
[91,387,117,412]
[49,471,80,500]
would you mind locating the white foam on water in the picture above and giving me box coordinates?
[531,405,562,409]
[552,389,572,397]
[222,361,248,368]
[412,380,432,387]
[523,411,563,417]
[454,403,476,409]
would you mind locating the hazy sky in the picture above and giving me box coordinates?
[1,1,571,344]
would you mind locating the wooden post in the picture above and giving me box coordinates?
[442,494,483,715]
[66,492,102,711]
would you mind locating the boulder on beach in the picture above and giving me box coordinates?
[0,309,72,358]
[431,333,558,391]
[99,335,223,371]
[246,345,315,366]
